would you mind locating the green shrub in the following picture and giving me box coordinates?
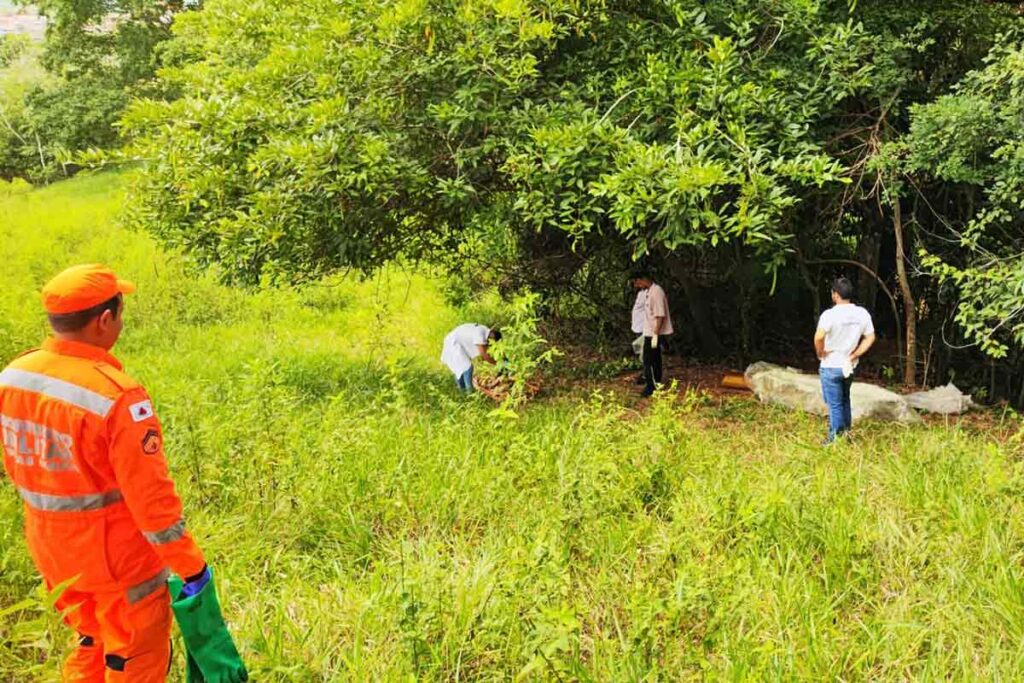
[0,41,47,181]
[25,76,127,158]
[0,34,30,68]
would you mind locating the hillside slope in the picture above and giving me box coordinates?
[1,174,1023,681]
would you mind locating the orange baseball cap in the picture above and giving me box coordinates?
[41,264,136,315]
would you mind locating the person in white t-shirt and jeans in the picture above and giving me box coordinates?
[814,277,876,444]
[440,323,501,393]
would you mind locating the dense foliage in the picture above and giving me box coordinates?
[124,0,869,283]
[0,38,48,180]
[0,33,30,68]
[900,35,1024,360]
[117,0,1024,398]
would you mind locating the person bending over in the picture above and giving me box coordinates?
[440,323,502,393]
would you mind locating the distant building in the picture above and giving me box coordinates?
[0,4,46,41]
[0,1,199,42]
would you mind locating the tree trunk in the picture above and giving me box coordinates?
[795,248,822,322]
[856,232,881,313]
[734,243,755,367]
[668,257,726,358]
[684,277,726,358]
[892,198,917,386]
[1016,354,1024,407]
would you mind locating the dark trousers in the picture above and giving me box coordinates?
[642,336,663,395]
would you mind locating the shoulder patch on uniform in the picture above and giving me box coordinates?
[94,364,140,392]
[129,400,154,423]
[141,428,161,455]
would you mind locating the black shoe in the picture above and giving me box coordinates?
[634,375,646,385]
[640,389,654,398]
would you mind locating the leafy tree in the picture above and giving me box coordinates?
[31,0,186,82]
[124,0,866,284]
[1,0,190,180]
[120,0,1024,395]
[0,39,50,180]
[803,0,1019,385]
[901,34,1024,359]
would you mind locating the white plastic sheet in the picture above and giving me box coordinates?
[744,362,922,424]
[905,383,974,415]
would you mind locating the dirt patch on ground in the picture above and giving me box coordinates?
[540,348,756,405]
[518,345,1021,441]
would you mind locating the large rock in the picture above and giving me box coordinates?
[744,362,922,424]
[905,383,975,415]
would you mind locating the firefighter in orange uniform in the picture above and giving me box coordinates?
[0,264,213,681]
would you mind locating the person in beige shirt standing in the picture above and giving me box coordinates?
[633,275,673,397]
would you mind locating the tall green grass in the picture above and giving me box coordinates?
[2,173,1024,680]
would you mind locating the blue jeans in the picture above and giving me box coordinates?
[455,367,473,393]
[820,367,853,442]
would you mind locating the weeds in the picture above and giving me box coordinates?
[2,174,1024,680]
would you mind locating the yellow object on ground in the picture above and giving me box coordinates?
[722,374,751,391]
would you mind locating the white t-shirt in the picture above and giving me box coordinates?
[440,323,490,377]
[817,304,875,369]
[643,283,674,337]
[631,290,648,334]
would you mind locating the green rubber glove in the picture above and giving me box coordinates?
[184,648,205,683]
[168,568,248,683]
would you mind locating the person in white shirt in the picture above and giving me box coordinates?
[631,287,648,339]
[633,275,674,397]
[814,277,876,444]
[629,286,648,382]
[440,323,501,393]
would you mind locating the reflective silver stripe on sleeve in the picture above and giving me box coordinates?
[126,568,170,604]
[144,520,186,545]
[0,369,114,417]
[17,487,123,512]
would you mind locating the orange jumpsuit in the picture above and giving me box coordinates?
[0,338,206,682]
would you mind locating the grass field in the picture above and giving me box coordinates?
[2,173,1024,681]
